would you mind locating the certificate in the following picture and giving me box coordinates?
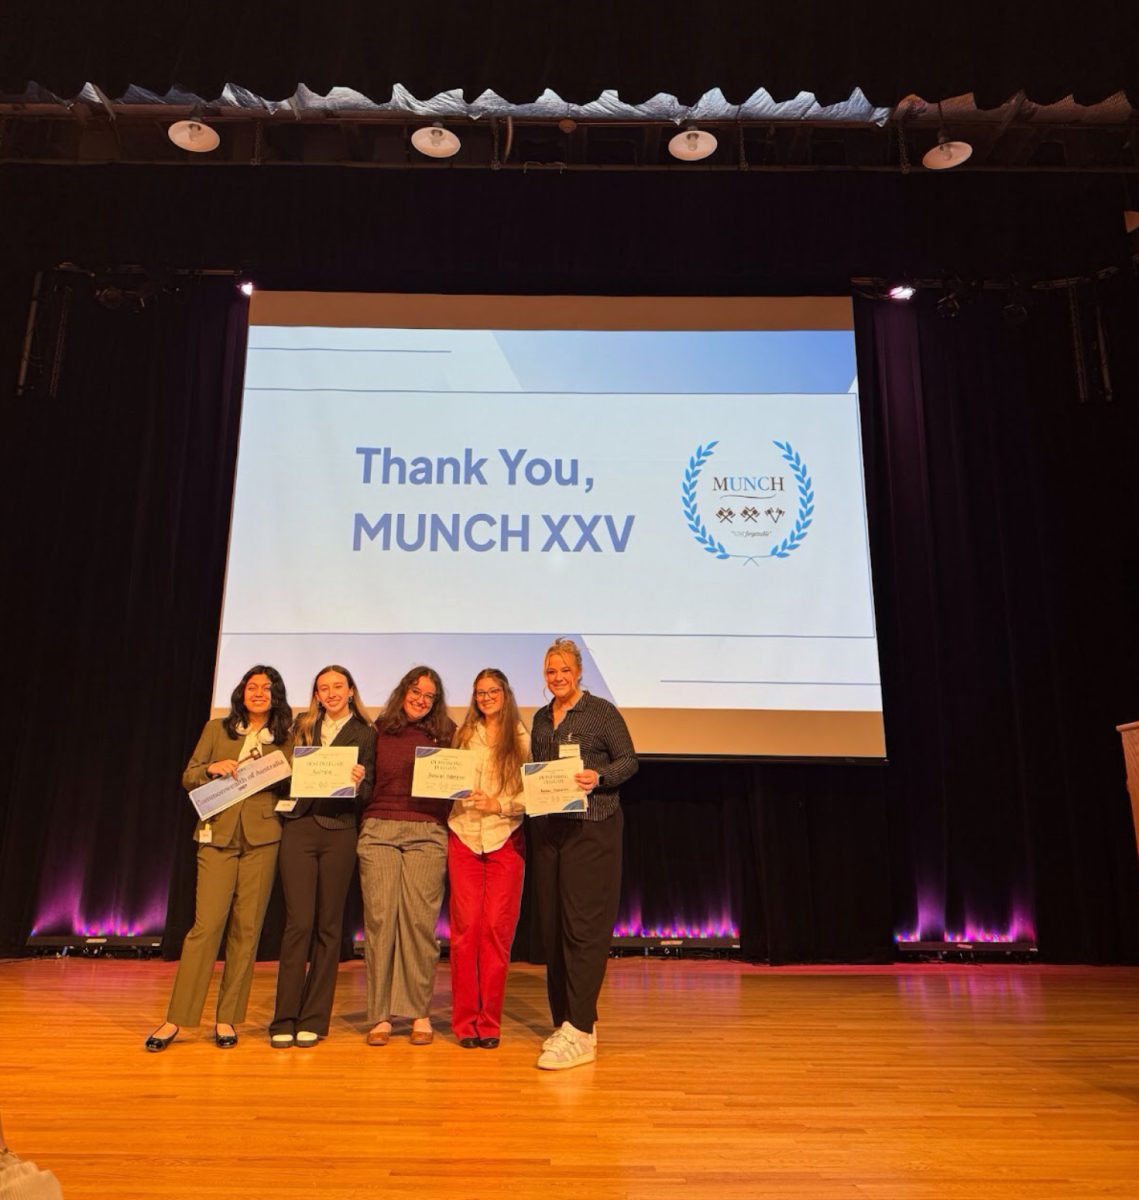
[520,757,589,816]
[189,749,292,821]
[289,746,358,798]
[411,746,478,799]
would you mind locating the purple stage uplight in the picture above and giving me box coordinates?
[612,920,740,939]
[895,906,1036,946]
[613,889,737,940]
[32,877,168,939]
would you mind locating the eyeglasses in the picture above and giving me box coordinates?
[475,687,503,701]
[408,686,438,704]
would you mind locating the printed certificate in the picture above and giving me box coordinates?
[520,757,589,816]
[411,746,478,799]
[289,745,358,798]
[189,749,292,821]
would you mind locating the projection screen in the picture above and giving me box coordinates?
[213,292,885,759]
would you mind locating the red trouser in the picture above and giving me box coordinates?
[447,826,525,1039]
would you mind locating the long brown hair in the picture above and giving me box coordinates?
[454,668,527,798]
[292,664,369,747]
[376,665,455,745]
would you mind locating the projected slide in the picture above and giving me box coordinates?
[215,294,884,758]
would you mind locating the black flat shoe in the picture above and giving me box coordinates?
[458,1036,480,1049]
[478,1037,500,1050]
[144,1025,179,1053]
[215,1027,238,1049]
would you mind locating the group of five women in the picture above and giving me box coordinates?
[144,638,638,1071]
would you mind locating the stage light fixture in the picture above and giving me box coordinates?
[411,124,462,158]
[239,281,255,297]
[668,127,718,162]
[922,103,972,170]
[922,136,973,170]
[936,277,972,319]
[168,118,220,154]
[887,284,916,301]
[1001,282,1031,328]
[1002,297,1029,328]
[95,277,161,312]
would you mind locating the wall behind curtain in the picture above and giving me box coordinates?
[0,163,1136,963]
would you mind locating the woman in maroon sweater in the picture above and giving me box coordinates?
[357,665,456,1046]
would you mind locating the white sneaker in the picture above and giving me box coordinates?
[542,1022,597,1051]
[536,1022,596,1070]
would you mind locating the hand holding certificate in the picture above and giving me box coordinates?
[289,746,359,798]
[412,746,478,800]
[520,757,589,816]
[189,749,292,821]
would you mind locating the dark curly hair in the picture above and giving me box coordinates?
[222,664,293,745]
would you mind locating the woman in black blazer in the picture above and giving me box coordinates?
[269,665,376,1047]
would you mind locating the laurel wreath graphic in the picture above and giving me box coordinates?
[681,441,730,560]
[681,439,813,562]
[768,440,814,558]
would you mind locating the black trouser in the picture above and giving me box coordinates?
[271,815,357,1036]
[530,809,623,1034]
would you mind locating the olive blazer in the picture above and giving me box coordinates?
[182,718,293,847]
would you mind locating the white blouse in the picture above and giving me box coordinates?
[447,721,530,854]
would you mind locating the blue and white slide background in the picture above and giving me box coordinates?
[215,304,884,758]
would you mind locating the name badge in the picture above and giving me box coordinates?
[198,824,212,844]
[274,799,298,813]
[559,742,579,759]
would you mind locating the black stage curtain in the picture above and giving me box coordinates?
[855,284,1139,961]
[2,1,1138,107]
[0,273,249,953]
[1,162,1137,964]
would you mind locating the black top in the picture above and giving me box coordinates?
[285,714,377,830]
[530,691,638,822]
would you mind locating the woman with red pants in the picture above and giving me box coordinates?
[448,668,530,1049]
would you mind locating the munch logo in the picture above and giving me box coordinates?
[681,440,814,563]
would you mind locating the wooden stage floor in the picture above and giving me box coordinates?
[1,957,1137,1199]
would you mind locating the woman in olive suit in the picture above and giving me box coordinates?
[145,665,293,1051]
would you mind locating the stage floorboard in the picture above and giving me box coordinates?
[1,958,1137,1199]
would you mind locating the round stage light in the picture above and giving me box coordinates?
[922,138,973,170]
[668,128,718,162]
[168,119,220,154]
[411,124,462,158]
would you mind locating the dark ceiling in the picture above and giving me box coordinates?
[2,1,1138,175]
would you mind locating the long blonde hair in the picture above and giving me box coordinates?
[292,664,369,747]
[455,668,526,798]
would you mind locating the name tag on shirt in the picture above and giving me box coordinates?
[559,742,580,759]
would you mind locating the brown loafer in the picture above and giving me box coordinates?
[409,1028,434,1046]
[365,1025,391,1047]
